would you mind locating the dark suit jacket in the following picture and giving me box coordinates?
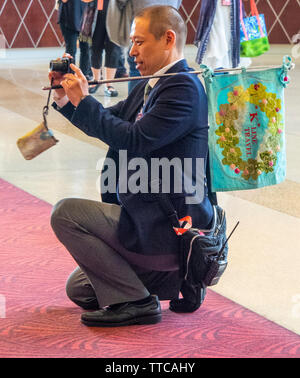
[54,59,214,263]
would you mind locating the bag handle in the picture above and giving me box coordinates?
[97,0,103,10]
[250,0,265,37]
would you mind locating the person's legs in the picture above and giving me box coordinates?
[90,12,105,70]
[66,263,182,310]
[115,49,128,78]
[89,11,105,94]
[79,40,93,80]
[103,39,122,97]
[103,67,118,96]
[65,266,99,310]
[127,52,140,93]
[91,67,102,81]
[51,198,150,308]
[60,23,78,62]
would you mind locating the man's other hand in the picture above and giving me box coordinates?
[61,64,89,107]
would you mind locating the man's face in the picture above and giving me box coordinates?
[129,17,169,76]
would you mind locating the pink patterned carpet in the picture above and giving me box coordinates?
[0,178,300,358]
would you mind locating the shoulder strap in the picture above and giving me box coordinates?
[206,150,218,206]
[156,193,181,229]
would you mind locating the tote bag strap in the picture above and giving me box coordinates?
[97,0,103,10]
[250,0,265,37]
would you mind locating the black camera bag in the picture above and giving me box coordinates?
[158,194,232,288]
[179,205,228,287]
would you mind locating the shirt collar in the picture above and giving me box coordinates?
[148,59,183,89]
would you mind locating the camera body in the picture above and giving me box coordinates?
[49,57,74,74]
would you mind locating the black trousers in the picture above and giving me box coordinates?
[59,23,92,78]
[91,3,122,69]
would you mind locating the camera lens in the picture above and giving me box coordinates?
[49,59,68,73]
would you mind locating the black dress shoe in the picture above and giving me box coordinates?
[81,295,161,327]
[169,282,206,313]
[88,84,101,94]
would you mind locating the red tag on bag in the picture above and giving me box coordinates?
[173,216,206,236]
[173,216,192,235]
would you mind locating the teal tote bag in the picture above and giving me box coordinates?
[202,56,293,192]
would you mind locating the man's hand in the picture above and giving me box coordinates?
[61,64,89,107]
[48,53,73,101]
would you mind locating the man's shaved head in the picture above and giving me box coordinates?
[134,6,187,52]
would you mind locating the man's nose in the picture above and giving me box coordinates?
[129,43,137,57]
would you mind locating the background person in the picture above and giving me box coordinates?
[194,0,251,69]
[82,0,123,96]
[58,0,92,80]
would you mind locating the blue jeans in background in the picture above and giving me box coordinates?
[127,53,140,94]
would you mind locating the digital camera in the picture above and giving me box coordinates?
[49,57,74,74]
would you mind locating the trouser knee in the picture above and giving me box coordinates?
[65,270,83,305]
[66,268,99,310]
[50,198,74,234]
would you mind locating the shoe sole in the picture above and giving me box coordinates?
[81,313,162,327]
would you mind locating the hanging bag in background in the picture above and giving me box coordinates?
[17,80,58,160]
[201,56,293,192]
[240,0,269,57]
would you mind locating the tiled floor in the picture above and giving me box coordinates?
[0,45,299,335]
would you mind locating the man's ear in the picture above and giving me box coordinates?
[165,30,176,49]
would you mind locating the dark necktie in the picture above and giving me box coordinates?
[135,83,152,121]
[144,82,152,105]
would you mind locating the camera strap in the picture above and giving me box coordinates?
[41,78,59,143]
[42,78,53,131]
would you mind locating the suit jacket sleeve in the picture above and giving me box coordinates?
[67,73,204,155]
[52,97,126,121]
